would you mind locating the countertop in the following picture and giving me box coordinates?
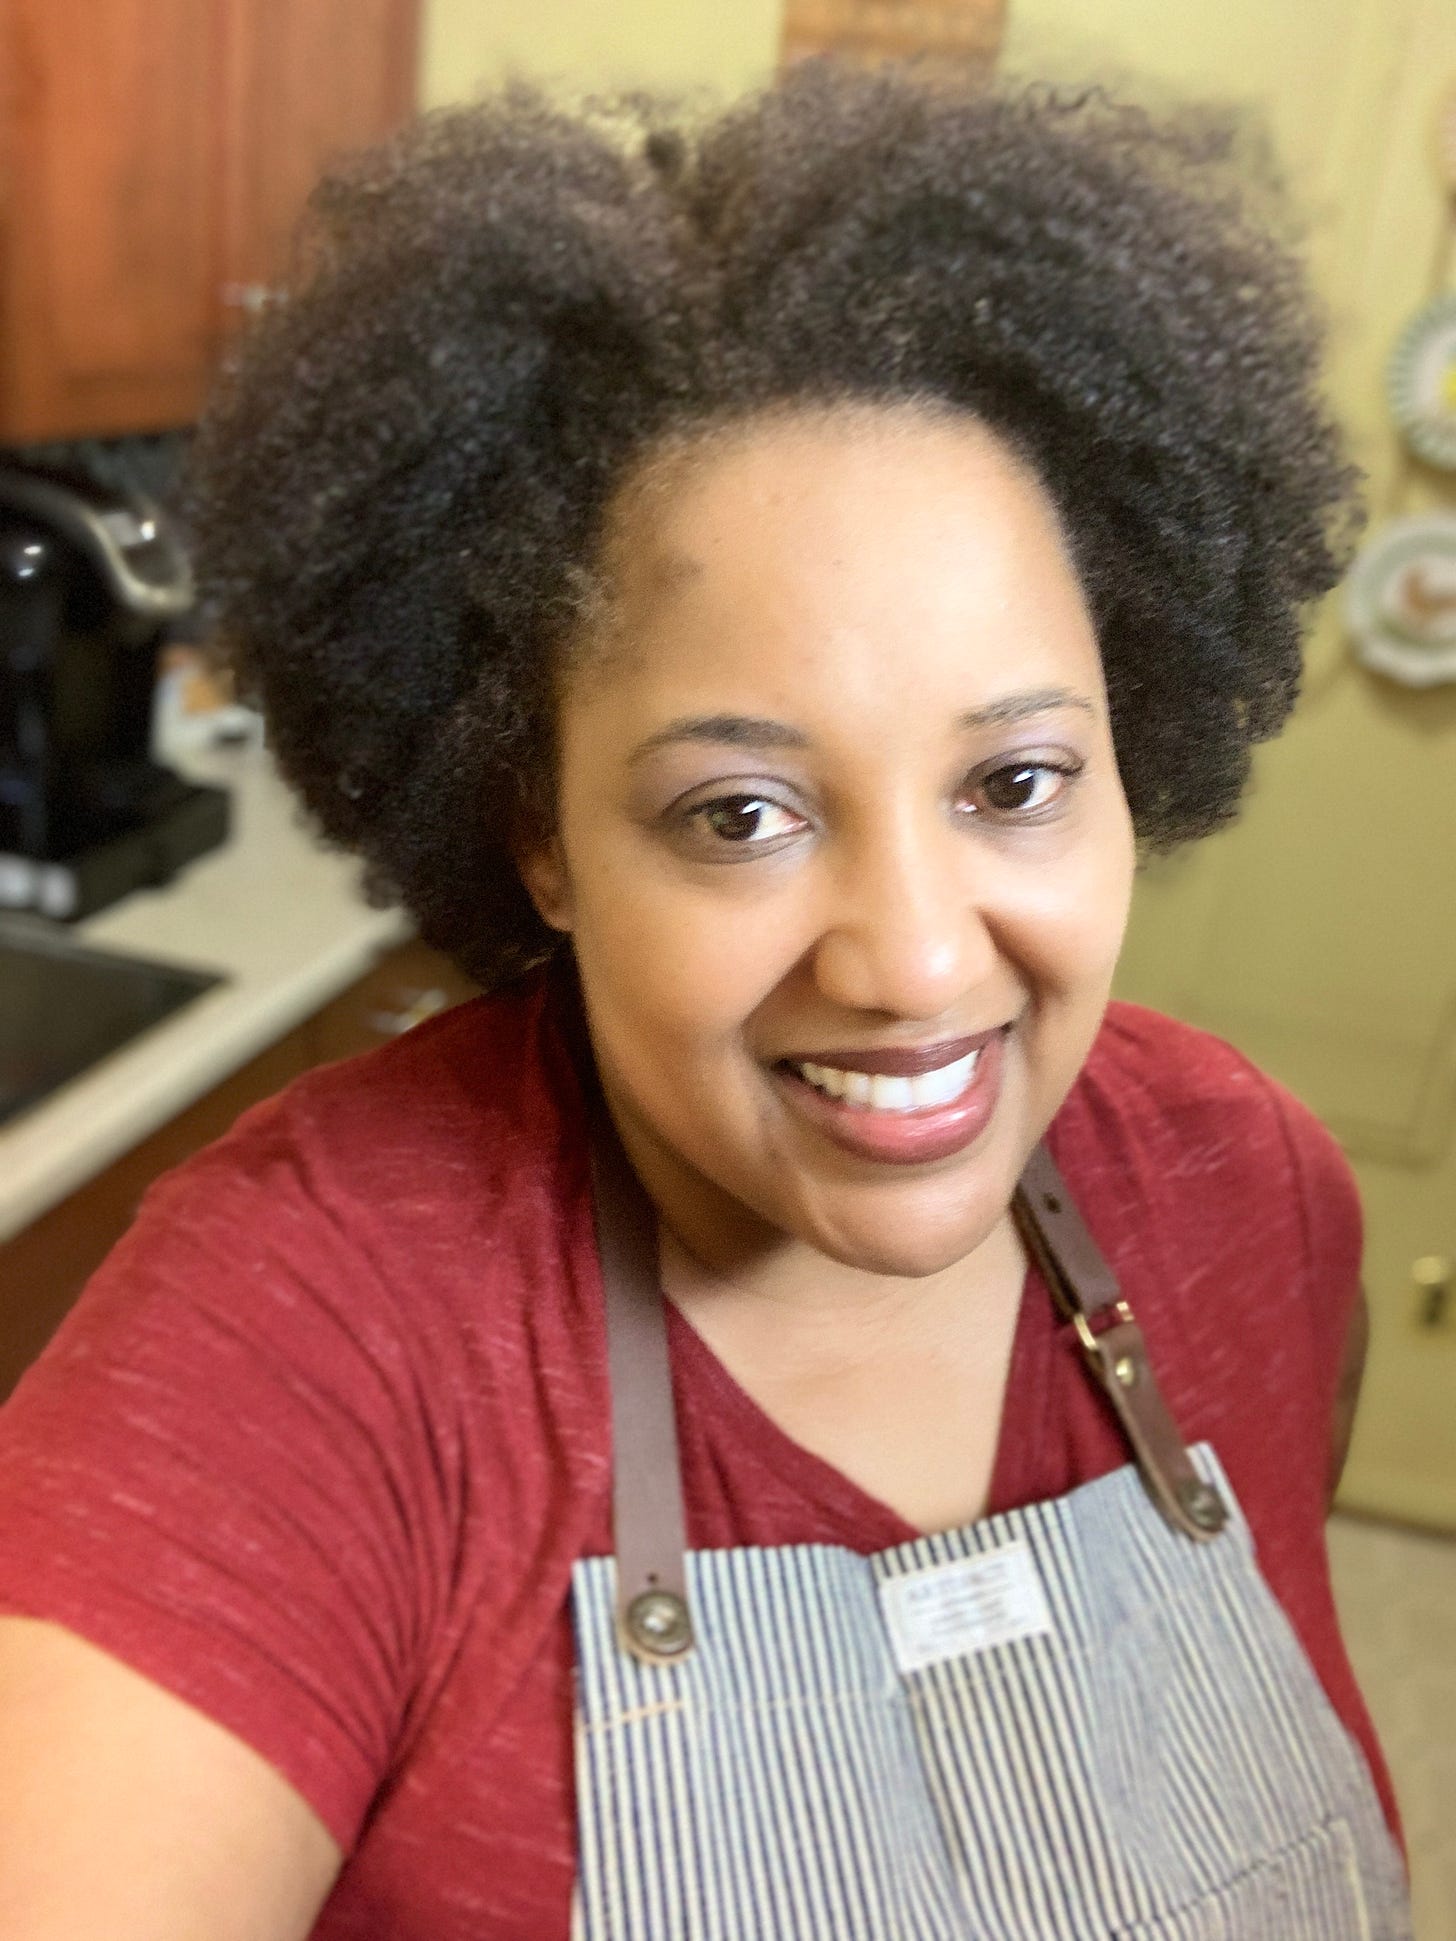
[0,741,410,1242]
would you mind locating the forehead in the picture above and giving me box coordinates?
[581,405,1102,720]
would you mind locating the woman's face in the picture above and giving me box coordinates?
[522,406,1136,1280]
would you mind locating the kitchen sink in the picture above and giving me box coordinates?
[0,921,226,1127]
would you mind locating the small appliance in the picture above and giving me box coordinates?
[0,465,230,919]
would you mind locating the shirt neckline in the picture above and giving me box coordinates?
[664,1255,1057,1549]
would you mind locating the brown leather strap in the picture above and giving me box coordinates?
[591,1125,1227,1664]
[587,1108,697,1665]
[1013,1144,1227,1542]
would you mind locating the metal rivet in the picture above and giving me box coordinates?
[626,1589,693,1657]
[1113,1354,1138,1388]
[1177,1479,1226,1533]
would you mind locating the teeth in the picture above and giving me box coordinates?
[792,1050,979,1112]
[908,1055,977,1109]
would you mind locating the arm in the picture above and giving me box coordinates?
[0,1106,449,1935]
[1327,1282,1369,1510]
[0,1618,340,1940]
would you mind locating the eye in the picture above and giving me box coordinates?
[686,793,807,852]
[964,758,1083,820]
[697,796,798,844]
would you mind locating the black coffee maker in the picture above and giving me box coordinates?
[0,466,230,920]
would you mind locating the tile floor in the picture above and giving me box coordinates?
[1328,1515,1456,1940]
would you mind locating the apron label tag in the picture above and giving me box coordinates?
[879,1541,1053,1673]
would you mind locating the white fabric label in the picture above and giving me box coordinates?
[879,1541,1053,1673]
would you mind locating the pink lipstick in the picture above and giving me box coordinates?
[772,1025,1008,1165]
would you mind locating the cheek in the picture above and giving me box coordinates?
[1008,815,1135,995]
[571,860,802,1052]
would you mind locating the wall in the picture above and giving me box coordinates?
[420,0,782,107]
[1008,0,1456,1529]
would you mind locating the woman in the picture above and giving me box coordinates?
[0,62,1412,1940]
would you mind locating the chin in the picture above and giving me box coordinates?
[803,1204,1006,1281]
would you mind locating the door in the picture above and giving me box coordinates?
[0,0,420,442]
[0,0,216,438]
[1005,0,1456,1527]
[214,0,419,344]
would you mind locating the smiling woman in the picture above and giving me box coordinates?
[0,60,1414,1941]
[522,407,1133,1293]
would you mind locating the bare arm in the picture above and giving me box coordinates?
[1328,1283,1370,1510]
[0,1618,342,1940]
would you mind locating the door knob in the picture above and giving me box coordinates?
[1413,1255,1453,1328]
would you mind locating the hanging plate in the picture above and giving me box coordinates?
[1346,514,1456,686]
[1387,294,1456,471]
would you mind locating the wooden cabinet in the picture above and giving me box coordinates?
[780,0,1004,70]
[0,938,477,1399]
[0,0,419,441]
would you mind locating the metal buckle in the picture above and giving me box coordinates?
[1072,1298,1134,1356]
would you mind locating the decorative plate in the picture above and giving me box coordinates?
[1387,294,1456,470]
[1345,515,1456,686]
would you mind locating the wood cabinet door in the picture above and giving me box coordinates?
[0,0,419,441]
[214,0,419,341]
[0,0,217,438]
[781,0,1005,69]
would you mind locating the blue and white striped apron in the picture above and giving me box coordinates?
[571,1132,1412,1939]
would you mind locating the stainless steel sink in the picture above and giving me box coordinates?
[0,920,225,1127]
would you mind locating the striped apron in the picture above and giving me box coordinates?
[570,1130,1413,1939]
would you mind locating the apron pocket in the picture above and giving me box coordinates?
[1116,1817,1373,1941]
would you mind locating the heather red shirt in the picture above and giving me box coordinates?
[0,979,1398,1936]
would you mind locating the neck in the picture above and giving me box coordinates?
[660,1208,1028,1376]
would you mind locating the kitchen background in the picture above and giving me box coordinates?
[1,0,1453,1930]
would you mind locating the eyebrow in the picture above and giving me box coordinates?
[958,688,1098,730]
[629,714,812,764]
[628,688,1097,764]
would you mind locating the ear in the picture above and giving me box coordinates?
[516,833,575,934]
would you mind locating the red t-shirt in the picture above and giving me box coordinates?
[0,978,1398,1936]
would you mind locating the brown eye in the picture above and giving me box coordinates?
[705,798,775,841]
[969,759,1083,819]
[983,764,1047,812]
[685,794,806,853]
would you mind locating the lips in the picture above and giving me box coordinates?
[771,1026,1008,1166]
[781,1030,1000,1077]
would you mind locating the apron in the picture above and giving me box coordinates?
[569,1122,1413,1940]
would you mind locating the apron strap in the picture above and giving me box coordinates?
[591,1121,1226,1667]
[588,1108,697,1667]
[1013,1143,1227,1542]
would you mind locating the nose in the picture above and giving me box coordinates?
[809,808,1001,1020]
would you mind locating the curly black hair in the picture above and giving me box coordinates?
[187,62,1360,988]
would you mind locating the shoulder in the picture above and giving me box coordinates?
[1078,998,1289,1124]
[162,971,584,1235]
[1069,1000,1357,1221]
[264,972,574,1173]
[43,971,596,1395]
[1052,1004,1363,1473]
[1053,1000,1362,1343]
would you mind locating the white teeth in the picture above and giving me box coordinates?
[908,1053,976,1109]
[791,1049,980,1112]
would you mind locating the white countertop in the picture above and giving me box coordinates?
[0,742,411,1242]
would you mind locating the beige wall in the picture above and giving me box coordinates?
[1008,0,1456,1531]
[420,0,783,107]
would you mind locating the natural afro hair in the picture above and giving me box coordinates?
[187,61,1360,989]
